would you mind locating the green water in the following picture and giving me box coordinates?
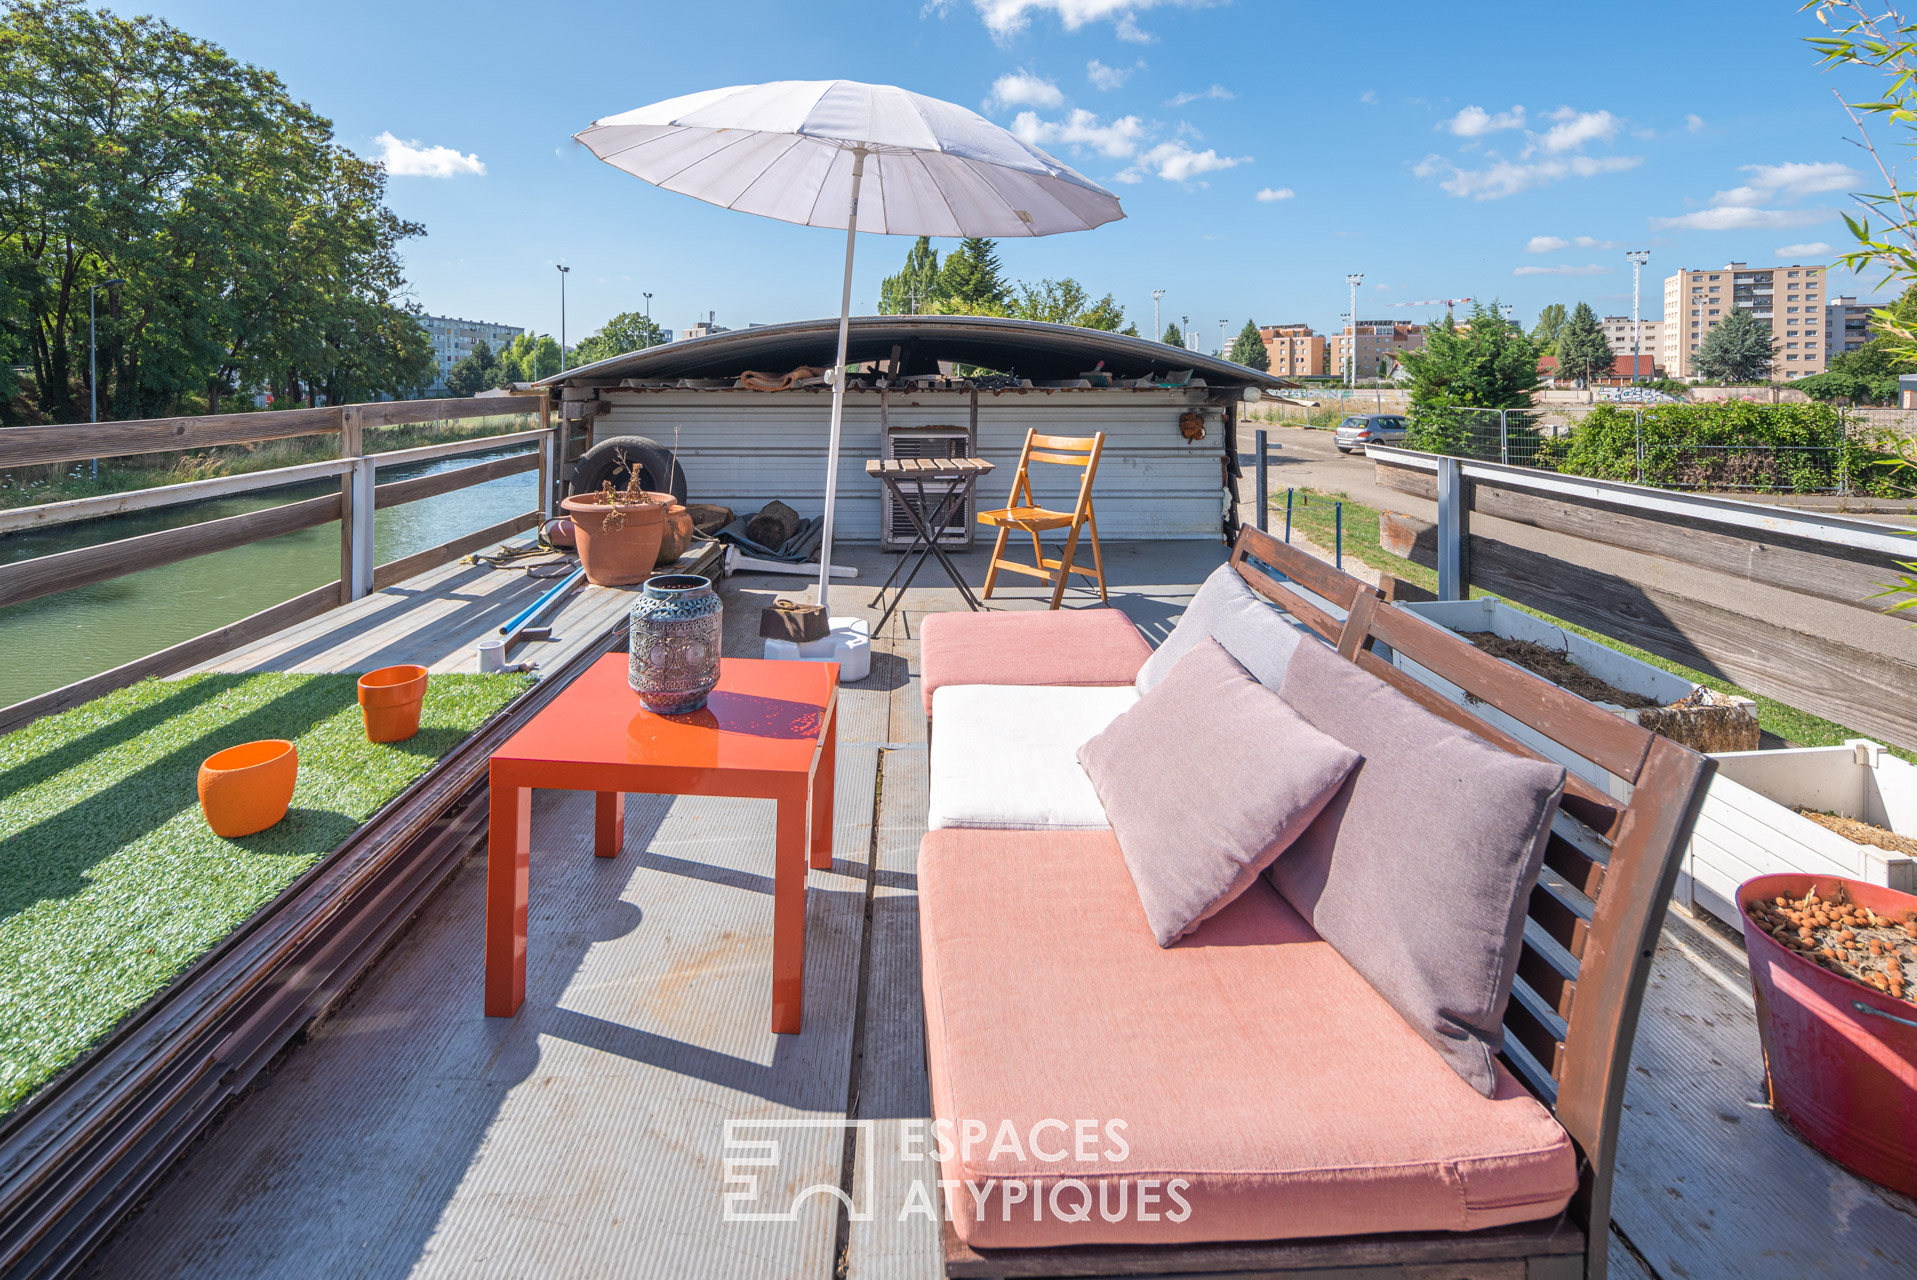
[0,451,542,708]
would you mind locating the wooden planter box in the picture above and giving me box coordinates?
[1683,740,1917,933]
[1389,596,1757,796]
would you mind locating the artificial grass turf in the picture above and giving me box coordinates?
[0,671,530,1114]
[1278,486,1916,763]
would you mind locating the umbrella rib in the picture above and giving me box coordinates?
[726,133,810,211]
[801,142,858,228]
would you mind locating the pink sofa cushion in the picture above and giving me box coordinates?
[919,609,1152,717]
[918,828,1578,1250]
[1078,639,1359,945]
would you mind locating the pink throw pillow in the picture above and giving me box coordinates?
[1077,638,1360,947]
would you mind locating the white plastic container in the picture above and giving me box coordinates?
[764,616,871,682]
[1684,739,1917,933]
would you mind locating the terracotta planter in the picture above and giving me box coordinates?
[656,504,697,566]
[561,491,671,586]
[358,664,428,742]
[1738,873,1917,1197]
[198,739,298,838]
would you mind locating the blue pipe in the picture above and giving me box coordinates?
[499,567,585,635]
[1335,502,1343,570]
[1284,489,1293,544]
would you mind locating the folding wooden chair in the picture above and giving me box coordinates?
[976,429,1107,609]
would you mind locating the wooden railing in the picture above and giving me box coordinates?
[0,393,557,730]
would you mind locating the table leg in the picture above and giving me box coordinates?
[810,702,836,871]
[485,775,532,1017]
[594,790,624,858]
[772,787,810,1034]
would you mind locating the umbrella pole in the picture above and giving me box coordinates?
[816,146,867,614]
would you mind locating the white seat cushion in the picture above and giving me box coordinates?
[928,684,1139,831]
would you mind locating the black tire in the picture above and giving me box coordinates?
[567,434,689,503]
[1335,446,1352,454]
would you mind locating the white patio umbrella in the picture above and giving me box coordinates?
[574,80,1124,609]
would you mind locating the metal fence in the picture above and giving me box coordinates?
[1430,404,1913,498]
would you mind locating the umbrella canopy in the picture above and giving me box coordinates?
[575,80,1123,238]
[574,80,1125,610]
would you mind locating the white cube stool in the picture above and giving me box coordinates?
[763,616,871,682]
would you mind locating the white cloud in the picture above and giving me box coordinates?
[374,132,485,178]
[1011,108,1146,158]
[1086,58,1140,90]
[1526,235,1569,253]
[1775,241,1835,258]
[1444,105,1526,137]
[1537,109,1617,154]
[1122,140,1246,183]
[966,0,1210,40]
[1652,205,1833,231]
[987,70,1062,110]
[1416,152,1641,200]
[1686,113,1706,133]
[1512,263,1613,276]
[1360,89,1378,105]
[1255,187,1294,202]
[1166,84,1233,107]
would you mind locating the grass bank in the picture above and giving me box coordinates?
[0,413,536,512]
[0,670,530,1113]
[1280,486,1915,763]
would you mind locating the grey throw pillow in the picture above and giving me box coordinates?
[1271,637,1566,1097]
[1079,639,1361,947]
[1136,562,1308,694]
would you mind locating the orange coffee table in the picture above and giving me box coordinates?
[485,654,838,1033]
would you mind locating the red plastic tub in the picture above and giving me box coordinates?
[1738,873,1917,1197]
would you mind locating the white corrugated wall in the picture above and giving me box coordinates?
[589,386,1230,541]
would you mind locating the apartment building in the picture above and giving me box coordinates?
[1824,296,1876,357]
[1599,315,1661,363]
[420,315,524,393]
[1659,262,1826,379]
[680,311,729,341]
[1257,323,1329,377]
[1331,321,1425,379]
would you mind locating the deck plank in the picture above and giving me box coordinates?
[1609,907,1917,1280]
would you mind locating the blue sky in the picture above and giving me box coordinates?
[139,0,1891,346]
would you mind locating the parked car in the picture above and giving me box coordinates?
[1333,414,1407,454]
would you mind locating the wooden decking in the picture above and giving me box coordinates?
[69,540,1917,1280]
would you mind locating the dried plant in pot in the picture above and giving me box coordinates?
[559,468,672,586]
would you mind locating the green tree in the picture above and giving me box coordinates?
[1160,321,1185,348]
[572,312,667,367]
[1227,320,1269,371]
[938,237,1012,311]
[444,340,497,398]
[0,0,434,419]
[1530,303,1568,353]
[1693,308,1775,383]
[1399,301,1540,454]
[879,236,944,314]
[1553,302,1616,384]
[1008,278,1125,330]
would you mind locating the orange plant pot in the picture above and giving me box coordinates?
[358,664,429,743]
[560,492,671,586]
[198,740,298,839]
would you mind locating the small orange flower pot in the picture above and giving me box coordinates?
[198,740,298,839]
[358,664,428,743]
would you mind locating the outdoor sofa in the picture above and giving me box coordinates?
[914,526,1714,1280]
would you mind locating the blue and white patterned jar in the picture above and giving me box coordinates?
[629,574,723,714]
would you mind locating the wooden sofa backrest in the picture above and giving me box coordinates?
[1226,526,1714,1266]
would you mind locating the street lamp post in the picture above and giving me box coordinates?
[1626,250,1651,383]
[556,264,570,374]
[1218,318,1227,358]
[1152,289,1165,342]
[1181,315,1191,351]
[89,277,126,481]
[1345,273,1363,390]
[643,290,654,348]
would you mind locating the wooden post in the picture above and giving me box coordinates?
[1254,429,1269,533]
[337,405,360,606]
[1436,454,1469,601]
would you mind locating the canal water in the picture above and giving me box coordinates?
[0,449,541,709]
